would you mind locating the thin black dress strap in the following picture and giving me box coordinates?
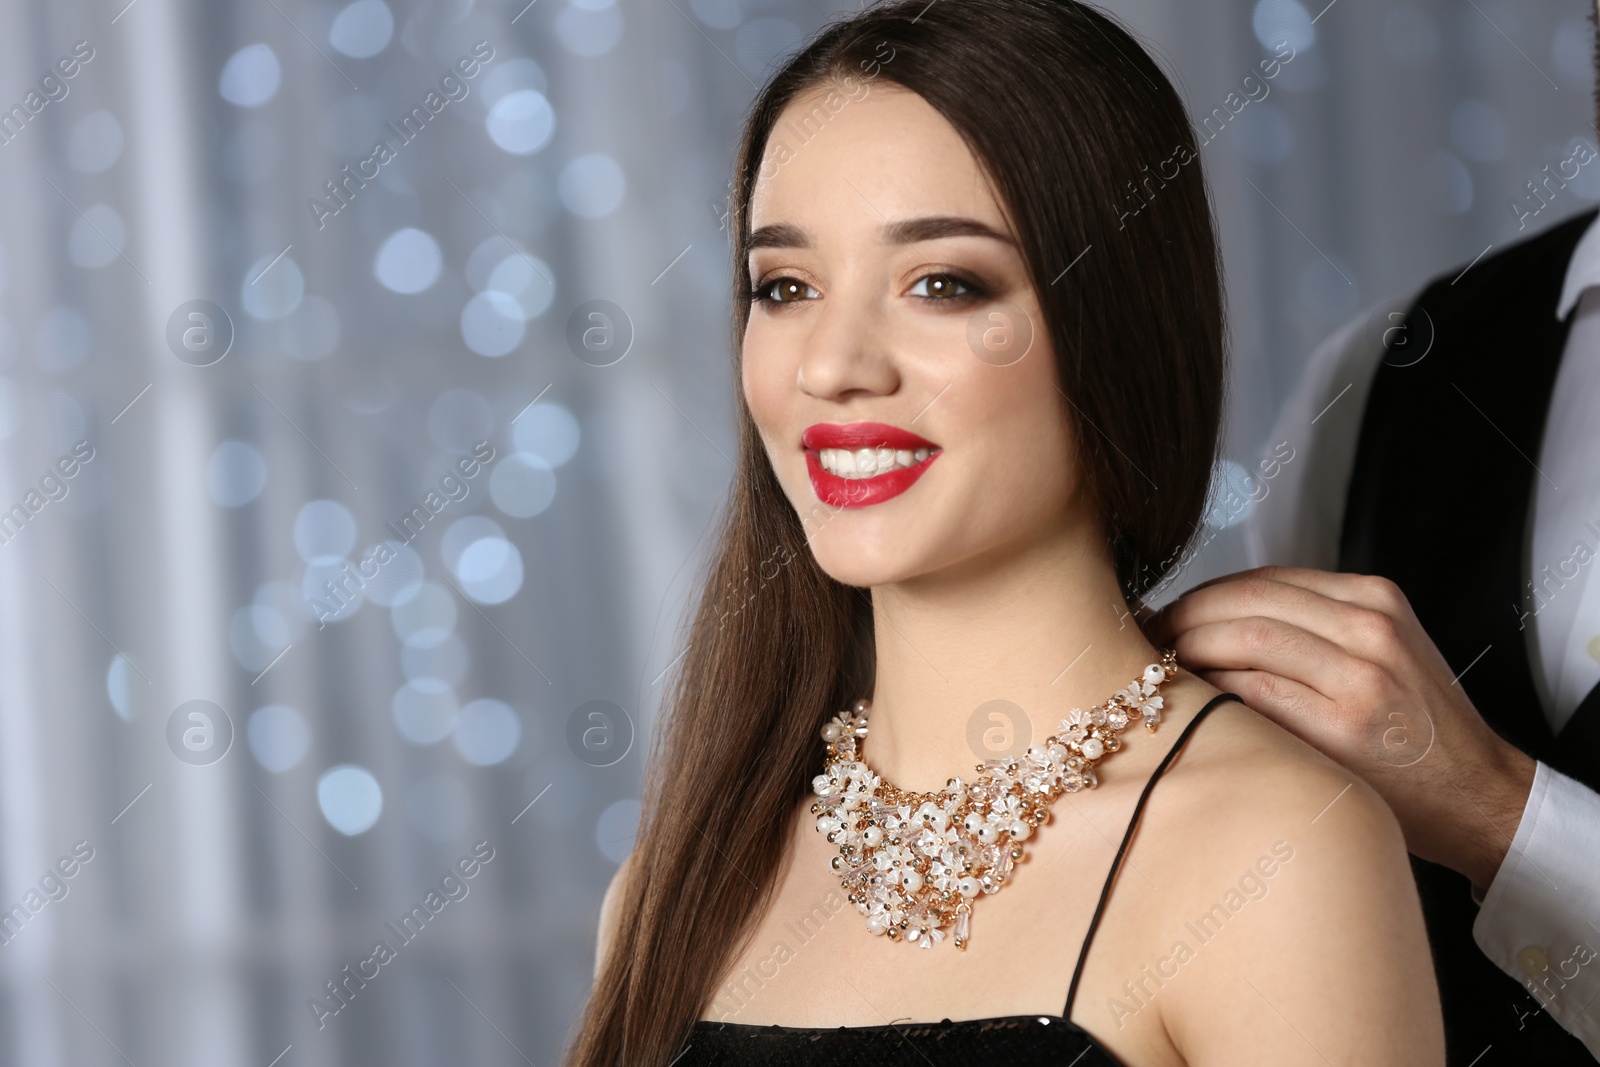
[1062,691,1243,1019]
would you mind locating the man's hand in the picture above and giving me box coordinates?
[1143,565,1537,893]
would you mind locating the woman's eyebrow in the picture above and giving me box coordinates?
[747,215,1015,250]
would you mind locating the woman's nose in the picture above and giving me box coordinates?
[795,294,901,402]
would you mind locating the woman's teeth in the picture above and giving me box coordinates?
[817,446,933,478]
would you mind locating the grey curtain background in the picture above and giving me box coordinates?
[0,0,1589,1064]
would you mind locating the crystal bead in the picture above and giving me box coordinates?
[954,905,970,944]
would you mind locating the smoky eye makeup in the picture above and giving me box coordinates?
[744,266,995,308]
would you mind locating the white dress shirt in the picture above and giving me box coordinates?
[1242,214,1600,1058]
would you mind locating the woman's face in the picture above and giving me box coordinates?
[742,81,1091,589]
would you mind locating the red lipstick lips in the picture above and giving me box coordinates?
[801,422,942,509]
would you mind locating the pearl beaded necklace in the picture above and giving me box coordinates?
[810,648,1179,950]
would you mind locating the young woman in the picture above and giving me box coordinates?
[567,1,1445,1064]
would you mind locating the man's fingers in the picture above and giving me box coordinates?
[1151,564,1331,602]
[1147,574,1328,643]
[1152,567,1405,630]
[1241,566,1409,614]
[1192,666,1332,745]
[1148,571,1402,663]
[1168,613,1367,703]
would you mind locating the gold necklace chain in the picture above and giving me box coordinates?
[811,648,1179,950]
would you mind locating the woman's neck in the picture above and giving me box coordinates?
[857,520,1162,793]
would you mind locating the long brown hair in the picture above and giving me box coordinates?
[564,1,1224,1062]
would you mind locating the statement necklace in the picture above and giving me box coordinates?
[810,648,1178,950]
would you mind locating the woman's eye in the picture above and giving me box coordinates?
[750,277,818,304]
[908,272,978,301]
[748,272,982,305]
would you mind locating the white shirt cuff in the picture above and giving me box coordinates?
[1472,761,1600,1057]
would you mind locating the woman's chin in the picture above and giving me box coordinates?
[810,547,928,590]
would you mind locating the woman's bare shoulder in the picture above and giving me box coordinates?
[1138,673,1413,904]
[1133,676,1443,1062]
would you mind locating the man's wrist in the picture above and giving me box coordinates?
[1460,742,1537,894]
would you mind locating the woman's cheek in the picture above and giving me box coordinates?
[744,372,784,447]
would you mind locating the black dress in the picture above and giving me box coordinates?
[676,692,1245,1067]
